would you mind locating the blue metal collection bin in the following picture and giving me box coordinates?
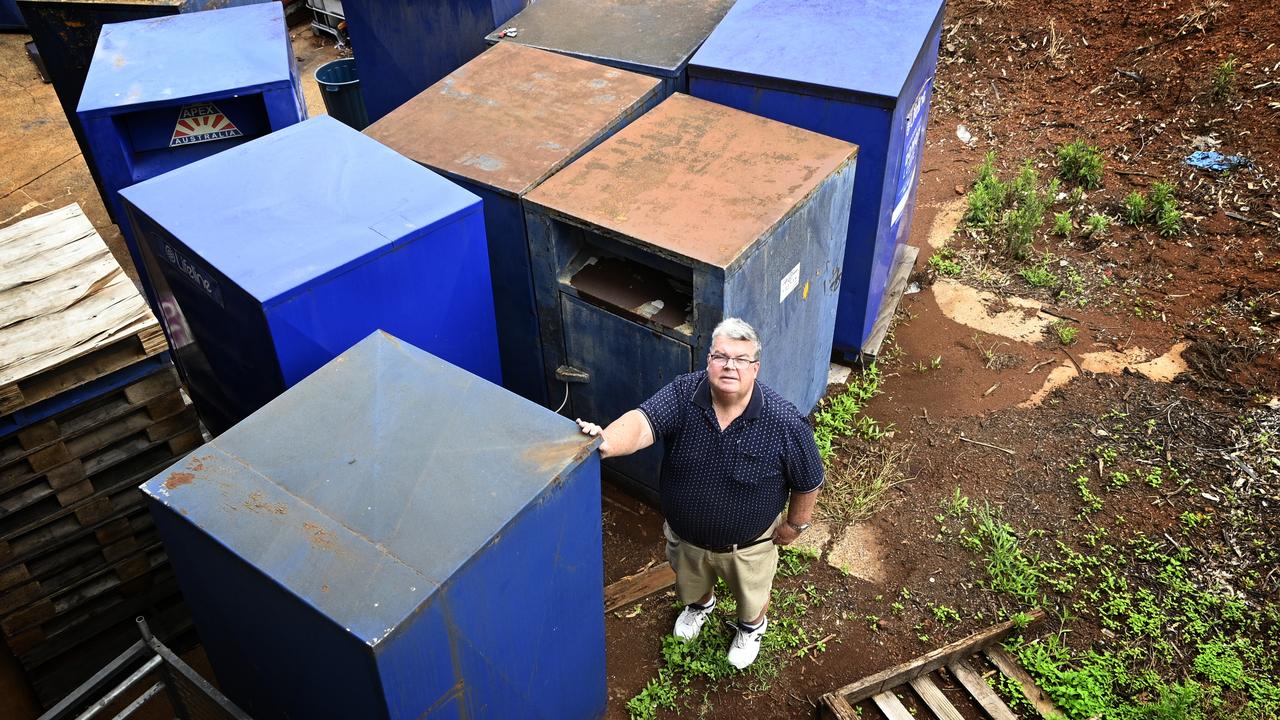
[689,0,945,356]
[483,0,736,97]
[141,332,606,720]
[77,3,306,306]
[0,0,22,29]
[523,94,856,499]
[341,0,526,122]
[17,0,269,225]
[365,42,662,407]
[119,116,500,436]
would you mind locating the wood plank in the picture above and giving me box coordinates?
[984,645,1064,719]
[604,561,676,612]
[0,204,164,415]
[827,609,1045,704]
[910,675,966,720]
[872,691,916,720]
[862,243,920,357]
[818,692,860,720]
[949,658,1017,720]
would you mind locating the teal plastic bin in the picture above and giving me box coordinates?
[315,58,369,130]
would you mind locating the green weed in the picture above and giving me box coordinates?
[1211,55,1237,101]
[1084,213,1110,236]
[966,152,1008,228]
[1054,321,1079,346]
[1058,140,1105,189]
[1122,191,1149,225]
[1053,210,1074,236]
[1020,260,1056,288]
[928,248,963,277]
[814,364,887,461]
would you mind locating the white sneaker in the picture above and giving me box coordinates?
[672,596,716,642]
[727,617,767,669]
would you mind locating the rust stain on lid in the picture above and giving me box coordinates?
[244,491,288,515]
[304,522,337,551]
[524,94,858,269]
[364,43,661,197]
[163,472,194,490]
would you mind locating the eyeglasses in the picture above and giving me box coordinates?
[708,353,759,369]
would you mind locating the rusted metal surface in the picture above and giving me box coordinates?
[141,331,602,645]
[365,42,661,197]
[486,0,736,76]
[524,93,858,269]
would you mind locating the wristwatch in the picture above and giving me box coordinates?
[786,520,811,533]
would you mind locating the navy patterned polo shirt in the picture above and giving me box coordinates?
[638,371,824,548]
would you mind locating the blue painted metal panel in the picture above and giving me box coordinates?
[120,117,500,435]
[483,0,735,95]
[523,95,856,498]
[76,3,305,306]
[142,332,605,720]
[0,353,171,438]
[341,0,527,122]
[17,0,271,225]
[689,0,945,355]
[0,0,22,29]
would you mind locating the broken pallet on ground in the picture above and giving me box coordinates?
[819,608,1061,720]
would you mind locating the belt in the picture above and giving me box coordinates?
[688,535,774,554]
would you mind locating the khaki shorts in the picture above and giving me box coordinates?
[663,519,780,622]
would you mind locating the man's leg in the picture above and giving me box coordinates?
[712,528,780,669]
[664,522,717,640]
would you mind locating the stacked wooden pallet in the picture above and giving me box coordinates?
[0,204,201,706]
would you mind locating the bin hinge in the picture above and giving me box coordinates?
[555,365,591,384]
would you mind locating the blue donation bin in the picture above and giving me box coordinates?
[141,332,606,720]
[0,0,23,29]
[365,43,662,407]
[484,0,736,97]
[118,116,500,436]
[77,2,307,306]
[689,0,945,356]
[524,94,856,500]
[17,0,270,224]
[341,0,526,122]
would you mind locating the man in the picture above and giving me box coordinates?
[577,317,823,670]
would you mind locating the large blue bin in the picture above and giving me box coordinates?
[77,3,307,308]
[141,331,606,720]
[483,0,736,97]
[119,116,500,436]
[365,42,662,407]
[17,0,270,225]
[523,94,856,500]
[340,0,526,122]
[689,0,945,356]
[0,0,22,29]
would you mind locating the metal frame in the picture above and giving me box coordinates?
[38,617,252,720]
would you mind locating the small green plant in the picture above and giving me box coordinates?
[1084,213,1110,237]
[1122,191,1149,225]
[1211,55,1238,100]
[627,671,678,720]
[1076,475,1103,514]
[1068,186,1085,205]
[1003,161,1056,258]
[813,364,885,461]
[966,152,1009,228]
[1054,320,1079,346]
[928,248,963,277]
[1053,210,1073,236]
[1149,181,1176,211]
[931,604,962,626]
[1156,205,1183,236]
[1180,511,1211,530]
[1058,140,1105,189]
[1020,261,1055,288]
[778,545,819,578]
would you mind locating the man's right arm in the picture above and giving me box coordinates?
[577,409,654,458]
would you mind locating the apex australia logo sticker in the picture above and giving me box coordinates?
[169,102,243,147]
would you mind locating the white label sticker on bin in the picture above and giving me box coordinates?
[169,102,243,147]
[780,263,801,303]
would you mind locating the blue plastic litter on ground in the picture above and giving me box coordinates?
[1185,151,1252,172]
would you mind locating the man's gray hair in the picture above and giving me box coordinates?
[711,317,762,360]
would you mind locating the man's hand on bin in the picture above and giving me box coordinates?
[577,418,610,456]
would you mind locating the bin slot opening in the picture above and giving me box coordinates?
[567,253,693,333]
[110,94,271,182]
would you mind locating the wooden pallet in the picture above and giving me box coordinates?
[0,413,199,535]
[0,429,199,567]
[819,609,1062,720]
[0,204,167,416]
[0,365,181,475]
[0,508,154,593]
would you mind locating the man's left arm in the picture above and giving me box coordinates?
[772,420,825,546]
